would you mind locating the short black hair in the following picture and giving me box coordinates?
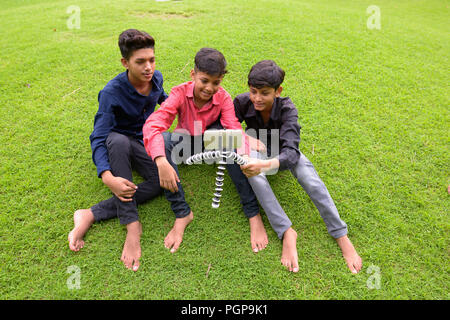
[118,29,155,60]
[194,48,228,76]
[248,60,285,90]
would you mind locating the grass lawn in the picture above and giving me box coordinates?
[0,0,448,300]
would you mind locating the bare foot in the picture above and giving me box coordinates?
[336,235,362,274]
[121,221,142,272]
[68,209,95,252]
[164,211,194,253]
[249,214,268,253]
[281,227,299,273]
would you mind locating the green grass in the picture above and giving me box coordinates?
[0,0,448,300]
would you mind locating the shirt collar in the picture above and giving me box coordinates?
[121,71,160,96]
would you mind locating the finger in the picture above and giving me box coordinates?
[124,180,138,189]
[126,190,137,196]
[171,177,179,193]
[120,189,136,196]
[118,196,133,202]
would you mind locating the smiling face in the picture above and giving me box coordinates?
[190,69,224,105]
[249,85,283,113]
[121,47,155,85]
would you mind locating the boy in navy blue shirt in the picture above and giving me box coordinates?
[235,60,362,274]
[68,29,167,272]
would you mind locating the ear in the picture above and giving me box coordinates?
[275,86,283,97]
[190,69,195,81]
[121,58,129,69]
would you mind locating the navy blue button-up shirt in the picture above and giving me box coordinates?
[90,70,168,177]
[233,92,301,171]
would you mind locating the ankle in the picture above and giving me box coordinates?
[126,221,142,236]
[249,213,263,225]
[283,227,298,240]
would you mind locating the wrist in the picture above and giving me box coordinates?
[101,170,114,185]
[155,156,168,166]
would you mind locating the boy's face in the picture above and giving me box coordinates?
[190,70,223,104]
[121,48,155,84]
[249,85,282,112]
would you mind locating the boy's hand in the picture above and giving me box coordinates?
[155,156,180,193]
[241,159,264,178]
[101,171,138,202]
[241,158,280,178]
[247,135,267,153]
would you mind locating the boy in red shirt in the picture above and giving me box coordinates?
[143,48,268,254]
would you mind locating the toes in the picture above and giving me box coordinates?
[251,239,268,253]
[170,239,182,253]
[69,239,80,252]
[356,257,363,272]
[281,257,299,273]
[348,262,358,274]
[292,260,299,273]
[132,259,140,272]
[123,257,133,270]
[164,238,171,250]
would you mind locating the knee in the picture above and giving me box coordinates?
[106,132,131,153]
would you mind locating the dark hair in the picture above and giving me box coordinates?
[118,29,155,60]
[194,48,228,76]
[248,60,285,89]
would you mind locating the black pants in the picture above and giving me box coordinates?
[91,132,162,225]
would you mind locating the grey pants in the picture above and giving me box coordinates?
[248,151,348,240]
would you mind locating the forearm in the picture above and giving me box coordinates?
[260,158,280,172]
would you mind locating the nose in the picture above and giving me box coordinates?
[204,83,213,93]
[145,61,152,71]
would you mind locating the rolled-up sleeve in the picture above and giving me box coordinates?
[143,87,180,160]
[89,91,116,177]
[277,105,301,170]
